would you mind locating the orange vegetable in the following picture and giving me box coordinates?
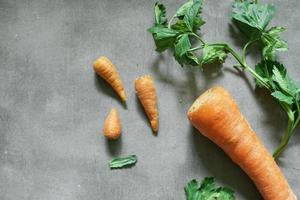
[103,108,121,140]
[187,86,296,200]
[93,56,127,101]
[135,75,158,132]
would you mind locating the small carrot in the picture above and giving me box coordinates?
[103,108,121,140]
[135,75,158,132]
[187,86,297,200]
[93,56,127,101]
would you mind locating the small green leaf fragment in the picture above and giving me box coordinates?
[109,155,137,169]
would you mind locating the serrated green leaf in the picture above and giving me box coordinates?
[148,25,179,52]
[255,60,300,97]
[175,51,200,67]
[231,1,275,31]
[261,26,288,60]
[176,0,194,18]
[272,67,289,92]
[109,155,137,169]
[271,91,294,105]
[175,34,191,57]
[201,44,228,65]
[183,0,204,32]
[254,60,285,86]
[185,177,235,200]
[154,3,167,25]
[185,179,200,200]
[171,20,190,33]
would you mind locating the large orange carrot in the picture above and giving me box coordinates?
[103,108,121,140]
[93,56,127,101]
[135,75,158,132]
[187,86,297,200]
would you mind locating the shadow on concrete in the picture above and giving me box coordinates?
[105,138,122,156]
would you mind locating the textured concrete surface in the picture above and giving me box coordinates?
[0,0,299,199]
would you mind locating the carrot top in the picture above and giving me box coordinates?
[148,0,300,158]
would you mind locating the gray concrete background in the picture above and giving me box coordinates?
[0,0,299,199]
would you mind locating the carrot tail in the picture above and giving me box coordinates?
[93,56,127,101]
[135,75,158,132]
[187,86,297,200]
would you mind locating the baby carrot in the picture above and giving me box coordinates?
[135,75,159,132]
[103,108,121,140]
[93,56,127,101]
[187,86,297,200]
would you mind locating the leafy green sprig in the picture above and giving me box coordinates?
[148,0,300,158]
[185,177,235,200]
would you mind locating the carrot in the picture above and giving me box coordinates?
[103,108,121,140]
[187,86,297,200]
[135,75,158,132]
[93,56,127,101]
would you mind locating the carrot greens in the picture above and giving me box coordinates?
[185,177,235,200]
[148,0,300,158]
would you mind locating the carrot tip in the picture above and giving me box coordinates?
[120,91,127,102]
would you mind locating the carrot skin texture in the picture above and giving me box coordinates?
[93,56,127,101]
[187,86,297,200]
[135,75,159,132]
[103,108,121,140]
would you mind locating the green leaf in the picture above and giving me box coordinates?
[176,0,194,18]
[201,44,228,65]
[254,60,286,88]
[261,26,288,60]
[272,67,289,92]
[171,20,190,33]
[154,3,167,25]
[185,179,200,200]
[109,155,137,169]
[175,34,192,57]
[271,91,294,105]
[183,0,205,32]
[185,177,235,200]
[255,60,300,97]
[231,1,275,31]
[175,51,200,67]
[148,25,179,52]
[173,34,200,66]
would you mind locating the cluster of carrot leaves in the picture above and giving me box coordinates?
[185,177,235,200]
[148,0,300,158]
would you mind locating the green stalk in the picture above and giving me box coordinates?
[273,117,294,158]
[168,14,177,29]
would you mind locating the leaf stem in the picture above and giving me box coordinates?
[168,14,176,29]
[242,39,259,63]
[273,118,294,158]
[190,33,206,45]
[188,45,203,52]
[225,45,271,89]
